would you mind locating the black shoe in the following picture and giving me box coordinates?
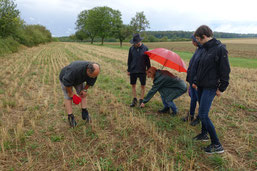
[139,99,143,106]
[68,114,77,128]
[182,115,194,122]
[204,144,224,154]
[82,109,91,122]
[193,133,209,141]
[190,117,200,126]
[130,98,137,107]
[158,107,170,114]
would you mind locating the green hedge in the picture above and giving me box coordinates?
[0,37,20,56]
[0,24,52,56]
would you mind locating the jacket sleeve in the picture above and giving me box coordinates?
[145,47,151,70]
[127,47,132,72]
[217,45,231,92]
[186,53,195,82]
[143,76,164,103]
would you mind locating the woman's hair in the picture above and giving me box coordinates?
[194,25,213,39]
[147,66,157,77]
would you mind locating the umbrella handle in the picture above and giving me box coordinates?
[162,59,168,69]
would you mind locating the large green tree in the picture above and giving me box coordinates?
[94,6,122,45]
[130,11,150,33]
[113,24,133,47]
[76,6,122,45]
[0,0,21,38]
[76,10,98,44]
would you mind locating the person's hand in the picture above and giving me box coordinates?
[79,90,87,98]
[72,94,81,105]
[127,72,130,76]
[192,83,197,90]
[140,103,145,108]
[216,89,222,97]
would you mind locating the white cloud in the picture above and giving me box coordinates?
[16,0,257,36]
[29,17,35,21]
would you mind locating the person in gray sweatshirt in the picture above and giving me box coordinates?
[59,61,100,127]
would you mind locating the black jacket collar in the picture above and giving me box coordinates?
[202,38,221,50]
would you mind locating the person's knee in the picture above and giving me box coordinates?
[131,84,136,88]
[198,114,209,121]
[141,85,145,89]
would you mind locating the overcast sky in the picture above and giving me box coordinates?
[16,0,257,37]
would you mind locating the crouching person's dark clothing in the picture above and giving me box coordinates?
[142,70,187,112]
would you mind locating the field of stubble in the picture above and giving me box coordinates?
[0,42,256,170]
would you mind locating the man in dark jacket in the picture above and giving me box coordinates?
[127,33,151,107]
[182,35,203,126]
[140,67,187,116]
[59,61,100,127]
[192,25,230,154]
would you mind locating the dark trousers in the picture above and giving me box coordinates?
[198,87,220,145]
[189,85,198,117]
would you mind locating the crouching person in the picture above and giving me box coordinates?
[59,61,100,127]
[140,67,187,116]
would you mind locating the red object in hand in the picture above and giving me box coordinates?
[72,94,81,105]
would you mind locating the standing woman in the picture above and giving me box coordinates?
[182,35,203,126]
[140,67,187,116]
[192,25,231,154]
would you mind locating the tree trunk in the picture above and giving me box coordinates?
[101,37,104,45]
[91,38,94,44]
[120,39,122,47]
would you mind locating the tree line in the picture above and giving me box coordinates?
[71,6,257,45]
[145,31,257,41]
[74,6,149,47]
[0,0,52,55]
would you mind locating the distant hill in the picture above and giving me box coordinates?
[144,31,257,39]
[57,30,257,42]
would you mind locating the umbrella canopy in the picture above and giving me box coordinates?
[145,48,187,73]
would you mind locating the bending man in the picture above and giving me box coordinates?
[59,61,100,127]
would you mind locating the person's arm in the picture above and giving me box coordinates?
[142,76,164,104]
[84,84,90,90]
[127,47,132,73]
[217,45,231,93]
[145,47,151,70]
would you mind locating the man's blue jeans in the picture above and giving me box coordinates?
[189,85,198,117]
[198,87,220,145]
[161,96,178,113]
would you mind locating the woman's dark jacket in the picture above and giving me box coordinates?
[194,38,230,92]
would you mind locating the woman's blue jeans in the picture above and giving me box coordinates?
[189,85,198,117]
[198,87,220,145]
[161,96,178,113]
